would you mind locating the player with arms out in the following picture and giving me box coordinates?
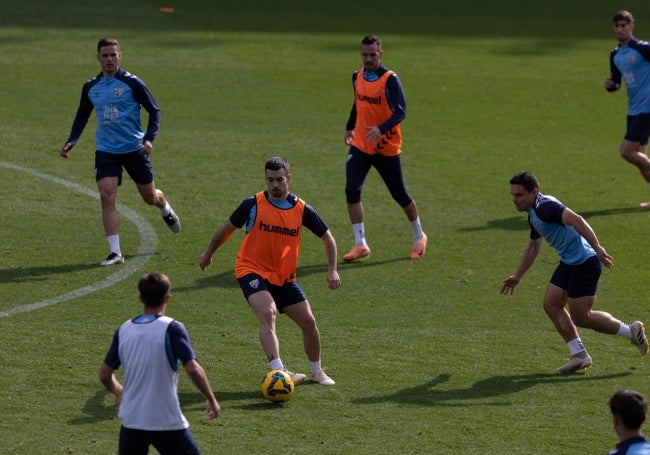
[199,157,340,386]
[501,171,648,373]
[60,38,180,266]
[605,11,650,207]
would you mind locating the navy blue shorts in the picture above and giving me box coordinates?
[237,273,307,313]
[119,426,200,455]
[95,150,153,185]
[345,146,413,207]
[549,255,602,299]
[624,114,650,145]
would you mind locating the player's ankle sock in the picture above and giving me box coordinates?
[159,202,172,217]
[410,216,424,240]
[107,235,121,255]
[352,223,366,246]
[617,323,632,339]
[567,338,586,356]
[309,360,322,374]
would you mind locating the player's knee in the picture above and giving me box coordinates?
[345,188,361,204]
[620,145,637,161]
[262,306,277,322]
[298,317,317,334]
[570,312,590,328]
[542,303,556,318]
[99,185,115,199]
[390,189,411,207]
[397,196,413,208]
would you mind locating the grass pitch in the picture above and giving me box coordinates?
[3,0,650,453]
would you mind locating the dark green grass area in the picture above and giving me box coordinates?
[3,0,650,453]
[2,0,649,38]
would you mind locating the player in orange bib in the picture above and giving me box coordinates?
[343,35,427,262]
[199,157,340,386]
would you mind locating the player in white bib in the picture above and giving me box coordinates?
[99,273,220,454]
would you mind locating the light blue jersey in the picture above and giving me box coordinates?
[528,193,595,265]
[610,37,650,115]
[66,68,161,153]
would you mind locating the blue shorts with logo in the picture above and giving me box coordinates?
[237,273,307,313]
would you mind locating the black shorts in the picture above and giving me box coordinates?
[549,255,602,299]
[624,113,650,145]
[119,426,200,455]
[95,150,154,185]
[237,273,307,313]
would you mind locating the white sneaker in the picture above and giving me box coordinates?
[100,252,124,266]
[283,369,306,384]
[630,321,649,355]
[557,352,592,374]
[311,370,335,386]
[162,207,181,233]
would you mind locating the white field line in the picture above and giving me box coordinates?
[0,162,159,318]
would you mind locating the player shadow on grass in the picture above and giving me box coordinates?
[69,389,262,424]
[351,371,632,407]
[0,263,101,283]
[172,257,410,293]
[0,251,158,284]
[462,206,648,233]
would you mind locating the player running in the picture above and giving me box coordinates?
[501,172,648,373]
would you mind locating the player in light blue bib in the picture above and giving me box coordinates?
[501,172,648,373]
[606,10,650,207]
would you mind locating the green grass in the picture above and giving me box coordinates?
[3,0,650,453]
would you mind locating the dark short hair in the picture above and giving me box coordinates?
[97,38,120,53]
[361,35,382,49]
[265,156,290,173]
[613,10,634,24]
[137,272,171,308]
[609,389,647,430]
[509,171,539,193]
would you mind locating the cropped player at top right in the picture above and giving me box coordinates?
[606,10,650,207]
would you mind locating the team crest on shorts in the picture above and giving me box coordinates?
[248,278,260,289]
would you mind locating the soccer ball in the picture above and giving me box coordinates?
[261,369,295,403]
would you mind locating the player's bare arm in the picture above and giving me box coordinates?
[98,363,124,415]
[321,230,341,290]
[184,359,221,419]
[561,208,613,268]
[501,238,542,295]
[199,220,237,270]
